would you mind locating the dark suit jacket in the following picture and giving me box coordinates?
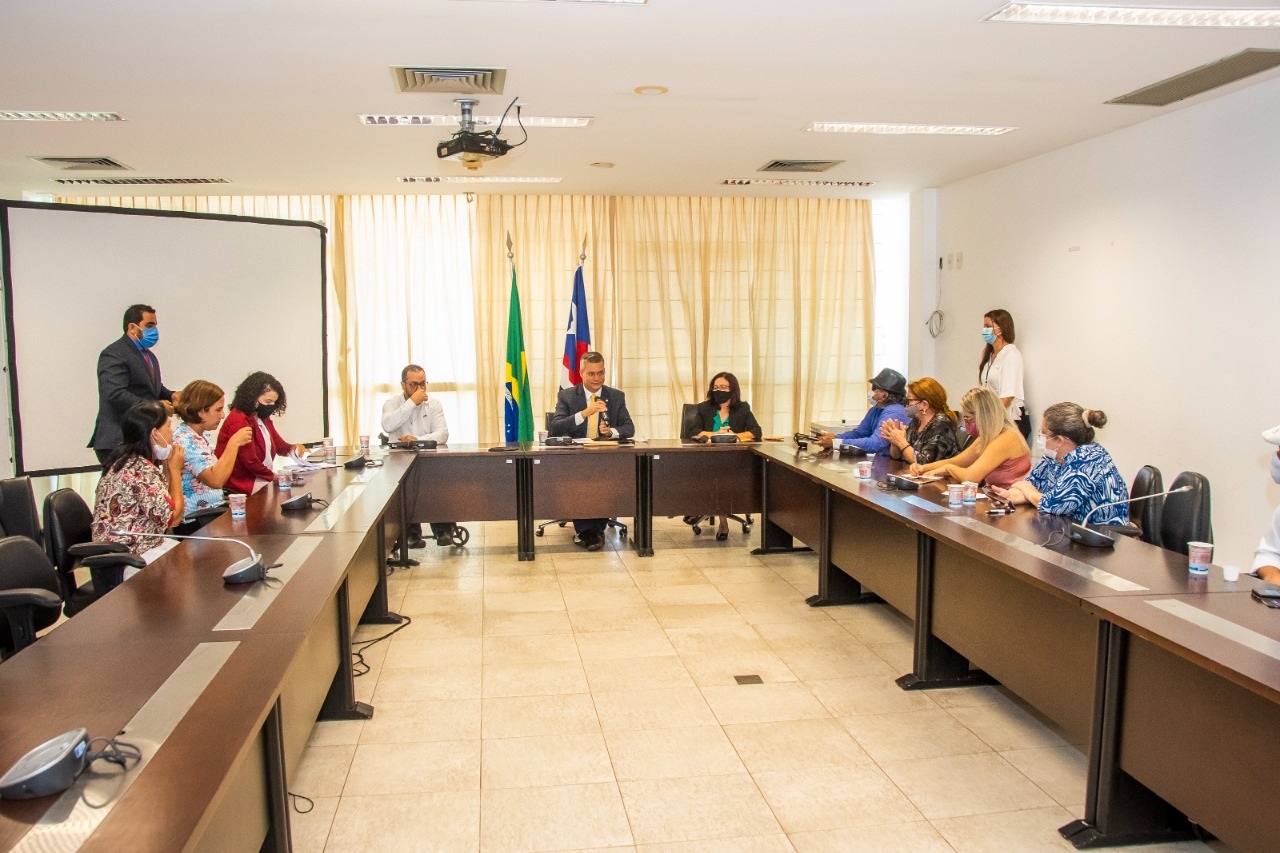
[88,335,174,451]
[684,400,763,441]
[550,384,635,439]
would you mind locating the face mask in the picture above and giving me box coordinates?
[152,433,171,461]
[981,328,996,345]
[711,390,731,406]
[904,404,920,419]
[867,391,878,406]
[256,403,276,420]
[1271,452,1280,485]
[964,420,978,437]
[1038,433,1058,463]
[139,326,160,349]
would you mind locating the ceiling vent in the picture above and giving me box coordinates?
[391,67,507,95]
[33,156,130,171]
[759,160,843,173]
[1108,48,1280,106]
[51,177,230,186]
[722,178,875,188]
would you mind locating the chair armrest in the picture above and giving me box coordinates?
[185,506,227,522]
[0,589,62,652]
[68,542,130,558]
[1107,524,1143,539]
[81,553,147,570]
[0,588,62,609]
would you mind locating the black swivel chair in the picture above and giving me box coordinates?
[0,476,44,544]
[0,536,63,659]
[43,488,144,616]
[535,412,628,541]
[1157,471,1212,557]
[677,403,754,539]
[1129,465,1164,547]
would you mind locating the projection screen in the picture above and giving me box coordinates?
[0,201,327,476]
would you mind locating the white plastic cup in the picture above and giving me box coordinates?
[856,460,872,480]
[276,471,291,490]
[229,493,247,519]
[322,437,334,448]
[1187,541,1213,575]
[538,430,548,443]
[324,444,337,464]
[947,484,964,506]
[358,435,370,454]
[831,438,843,456]
[962,481,978,503]
[1222,564,1241,582]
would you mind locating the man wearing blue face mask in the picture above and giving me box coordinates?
[88,304,180,467]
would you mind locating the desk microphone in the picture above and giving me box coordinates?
[111,530,269,583]
[1067,485,1191,548]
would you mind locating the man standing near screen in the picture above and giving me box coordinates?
[88,304,178,467]
[382,363,457,548]
[549,351,635,551]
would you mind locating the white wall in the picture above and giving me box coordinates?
[921,75,1280,565]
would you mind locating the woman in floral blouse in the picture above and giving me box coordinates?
[881,377,960,465]
[91,400,185,556]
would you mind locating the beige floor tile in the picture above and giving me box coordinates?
[679,650,798,687]
[714,580,808,604]
[677,549,769,569]
[583,655,694,692]
[593,687,718,731]
[651,603,748,629]
[722,719,870,773]
[770,564,820,589]
[481,732,615,789]
[701,566,786,586]
[343,739,480,795]
[918,684,1011,710]
[482,632,581,665]
[557,570,639,591]
[325,791,480,851]
[789,821,953,852]
[619,551,696,570]
[751,764,923,832]
[639,583,729,606]
[398,591,483,617]
[752,619,853,651]
[605,726,745,780]
[620,774,782,844]
[307,720,363,747]
[482,572,559,593]
[563,587,648,610]
[483,590,566,613]
[829,604,916,644]
[930,804,1083,852]
[733,599,833,625]
[700,682,830,725]
[947,700,1069,752]
[382,636,483,669]
[396,609,483,638]
[637,838,792,853]
[868,640,916,672]
[358,698,481,744]
[629,568,712,588]
[772,643,896,682]
[1001,745,1088,809]
[482,659,588,698]
[371,663,483,702]
[665,625,768,655]
[404,573,484,595]
[292,744,355,798]
[574,628,677,660]
[482,693,600,738]
[483,609,574,636]
[480,782,633,851]
[806,676,938,716]
[840,708,992,763]
[880,752,1056,819]
[569,605,663,633]
[288,794,337,853]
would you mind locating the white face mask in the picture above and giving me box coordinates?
[1271,451,1280,485]
[1037,433,1057,463]
[152,431,171,461]
[867,391,878,406]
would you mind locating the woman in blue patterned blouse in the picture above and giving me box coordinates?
[989,402,1129,524]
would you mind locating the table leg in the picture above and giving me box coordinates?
[321,580,374,720]
[635,454,653,557]
[516,457,535,561]
[806,489,880,607]
[361,517,404,626]
[261,697,293,853]
[752,460,813,555]
[386,474,419,569]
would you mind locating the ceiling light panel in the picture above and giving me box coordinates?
[398,176,562,183]
[0,111,123,121]
[985,3,1280,27]
[360,114,590,128]
[449,0,646,5]
[721,179,876,187]
[805,122,1015,136]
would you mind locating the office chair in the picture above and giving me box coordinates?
[0,476,44,544]
[535,412,628,541]
[1129,465,1164,547]
[1157,471,1212,557]
[677,403,754,540]
[43,489,144,616]
[0,535,63,659]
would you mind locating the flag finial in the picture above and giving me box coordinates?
[506,231,514,260]
[580,234,588,263]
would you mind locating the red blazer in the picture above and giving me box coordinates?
[216,409,293,495]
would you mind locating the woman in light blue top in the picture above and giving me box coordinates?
[990,402,1129,524]
[172,379,253,516]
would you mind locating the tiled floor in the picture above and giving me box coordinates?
[290,518,1222,853]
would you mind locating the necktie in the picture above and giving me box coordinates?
[587,394,599,439]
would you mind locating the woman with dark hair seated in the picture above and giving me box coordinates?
[216,371,309,495]
[682,371,762,540]
[173,379,254,518]
[91,400,185,558]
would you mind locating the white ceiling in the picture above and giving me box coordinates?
[3,0,1280,200]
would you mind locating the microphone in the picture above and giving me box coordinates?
[110,530,269,584]
[1067,485,1191,548]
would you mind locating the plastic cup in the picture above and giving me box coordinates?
[291,469,307,485]
[831,438,843,455]
[962,481,978,503]
[1222,564,1241,582]
[276,471,291,490]
[856,460,872,480]
[358,435,370,454]
[1187,541,1213,575]
[322,437,334,448]
[538,430,548,443]
[324,444,337,464]
[229,493,247,519]
[947,484,964,506]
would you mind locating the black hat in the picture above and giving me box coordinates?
[869,368,906,396]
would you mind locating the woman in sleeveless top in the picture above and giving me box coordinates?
[911,387,1030,489]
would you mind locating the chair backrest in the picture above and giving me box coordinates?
[680,403,702,440]
[0,477,42,544]
[43,488,95,575]
[545,412,553,432]
[1129,465,1164,546]
[0,534,62,653]
[1158,471,1212,556]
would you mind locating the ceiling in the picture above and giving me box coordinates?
[3,0,1280,201]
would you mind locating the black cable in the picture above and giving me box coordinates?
[351,615,413,677]
[288,792,315,814]
[85,737,142,769]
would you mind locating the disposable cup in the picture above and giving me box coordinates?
[1187,541,1213,575]
[947,484,964,506]
[276,471,291,490]
[962,481,978,503]
[358,435,370,454]
[229,493,247,519]
[1222,564,1241,582]
[538,430,548,443]
[832,438,844,455]
[324,445,337,464]
[856,460,872,480]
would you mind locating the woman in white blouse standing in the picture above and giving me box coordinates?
[979,308,1029,439]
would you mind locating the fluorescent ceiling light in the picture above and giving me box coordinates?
[805,122,1015,136]
[985,3,1280,27]
[360,114,590,128]
[450,0,646,5]
[398,176,562,183]
[0,111,123,122]
[721,179,876,188]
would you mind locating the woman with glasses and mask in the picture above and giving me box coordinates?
[989,402,1128,524]
[216,371,308,495]
[880,377,960,465]
[911,387,1030,489]
[683,372,762,540]
[91,400,185,557]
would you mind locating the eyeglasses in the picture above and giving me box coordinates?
[906,398,921,406]
[404,381,427,390]
[962,414,974,423]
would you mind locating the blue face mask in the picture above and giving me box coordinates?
[981,328,996,345]
[140,326,160,349]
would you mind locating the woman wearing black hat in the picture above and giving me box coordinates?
[817,368,909,455]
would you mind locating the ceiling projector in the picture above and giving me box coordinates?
[436,97,518,171]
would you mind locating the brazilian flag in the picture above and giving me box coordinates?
[503,262,534,442]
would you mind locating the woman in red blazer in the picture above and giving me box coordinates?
[215,371,307,494]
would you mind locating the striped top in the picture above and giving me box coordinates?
[1027,442,1129,524]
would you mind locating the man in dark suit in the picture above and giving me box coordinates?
[88,304,178,466]
[549,351,635,551]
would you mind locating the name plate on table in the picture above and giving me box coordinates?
[900,495,951,514]
[945,516,1147,593]
[14,642,239,852]
[1146,599,1280,661]
[304,483,369,533]
[214,536,323,631]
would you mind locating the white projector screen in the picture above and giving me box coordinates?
[1,201,327,476]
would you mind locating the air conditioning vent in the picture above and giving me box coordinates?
[391,66,507,95]
[33,156,130,171]
[1108,48,1280,107]
[722,178,875,188]
[50,177,230,186]
[758,160,843,173]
